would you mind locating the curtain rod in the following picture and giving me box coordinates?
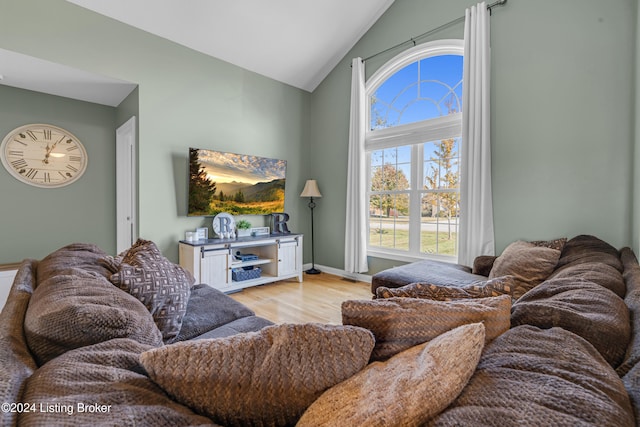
[362,0,507,63]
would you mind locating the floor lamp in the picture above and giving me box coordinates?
[300,179,322,274]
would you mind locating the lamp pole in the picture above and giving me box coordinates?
[300,179,322,275]
[307,196,320,274]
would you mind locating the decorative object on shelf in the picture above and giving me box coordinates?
[300,179,322,274]
[271,212,291,234]
[251,227,270,236]
[236,219,252,237]
[0,123,88,188]
[185,231,197,242]
[213,212,235,238]
[235,251,258,262]
[196,227,208,240]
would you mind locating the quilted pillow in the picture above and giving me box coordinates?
[297,323,485,427]
[24,270,163,365]
[529,237,568,251]
[511,277,630,368]
[19,339,215,426]
[488,240,561,291]
[342,295,510,361]
[140,323,374,427]
[431,326,635,426]
[108,239,194,341]
[375,275,525,302]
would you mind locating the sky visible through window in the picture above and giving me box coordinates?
[371,55,463,130]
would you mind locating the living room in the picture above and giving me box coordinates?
[0,0,638,289]
[3,1,640,425]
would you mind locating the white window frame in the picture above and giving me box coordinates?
[365,39,464,263]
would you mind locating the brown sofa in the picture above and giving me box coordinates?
[370,235,640,425]
[1,235,639,426]
[0,241,273,426]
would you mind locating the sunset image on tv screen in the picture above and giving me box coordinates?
[188,148,286,216]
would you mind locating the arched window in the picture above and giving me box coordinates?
[366,40,463,261]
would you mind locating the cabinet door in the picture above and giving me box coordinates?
[201,248,231,290]
[277,240,299,277]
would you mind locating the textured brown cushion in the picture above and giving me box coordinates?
[555,234,622,272]
[488,240,561,291]
[140,323,374,427]
[375,275,526,302]
[623,363,640,424]
[618,247,640,377]
[472,255,497,276]
[24,270,163,365]
[342,295,510,361]
[37,242,113,282]
[108,239,194,341]
[298,323,485,427]
[0,260,38,427]
[511,277,630,368]
[430,326,635,426]
[19,338,217,426]
[548,261,626,298]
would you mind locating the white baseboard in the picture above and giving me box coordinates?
[302,263,372,284]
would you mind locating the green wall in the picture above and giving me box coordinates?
[310,0,637,274]
[0,85,117,262]
[0,0,309,263]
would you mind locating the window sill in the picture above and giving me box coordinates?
[367,249,457,265]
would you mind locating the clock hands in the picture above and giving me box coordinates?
[42,136,65,164]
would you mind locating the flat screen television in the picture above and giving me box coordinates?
[188,147,287,216]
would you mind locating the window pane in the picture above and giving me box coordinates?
[369,193,410,251]
[420,192,459,256]
[423,138,460,190]
[419,55,463,115]
[370,55,463,130]
[370,146,411,191]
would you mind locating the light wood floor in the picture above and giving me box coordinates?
[229,272,372,325]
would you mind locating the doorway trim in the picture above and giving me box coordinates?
[116,116,137,253]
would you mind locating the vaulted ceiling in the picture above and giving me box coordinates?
[66,0,396,92]
[0,1,395,107]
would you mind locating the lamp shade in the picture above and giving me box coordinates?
[300,179,322,198]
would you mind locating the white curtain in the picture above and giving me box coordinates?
[458,1,495,266]
[344,57,369,273]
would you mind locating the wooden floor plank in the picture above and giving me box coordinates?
[229,273,372,325]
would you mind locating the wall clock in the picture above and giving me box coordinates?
[0,123,88,188]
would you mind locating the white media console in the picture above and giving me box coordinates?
[179,234,303,293]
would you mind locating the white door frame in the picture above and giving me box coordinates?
[116,116,137,253]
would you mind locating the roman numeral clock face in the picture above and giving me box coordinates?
[0,124,88,188]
